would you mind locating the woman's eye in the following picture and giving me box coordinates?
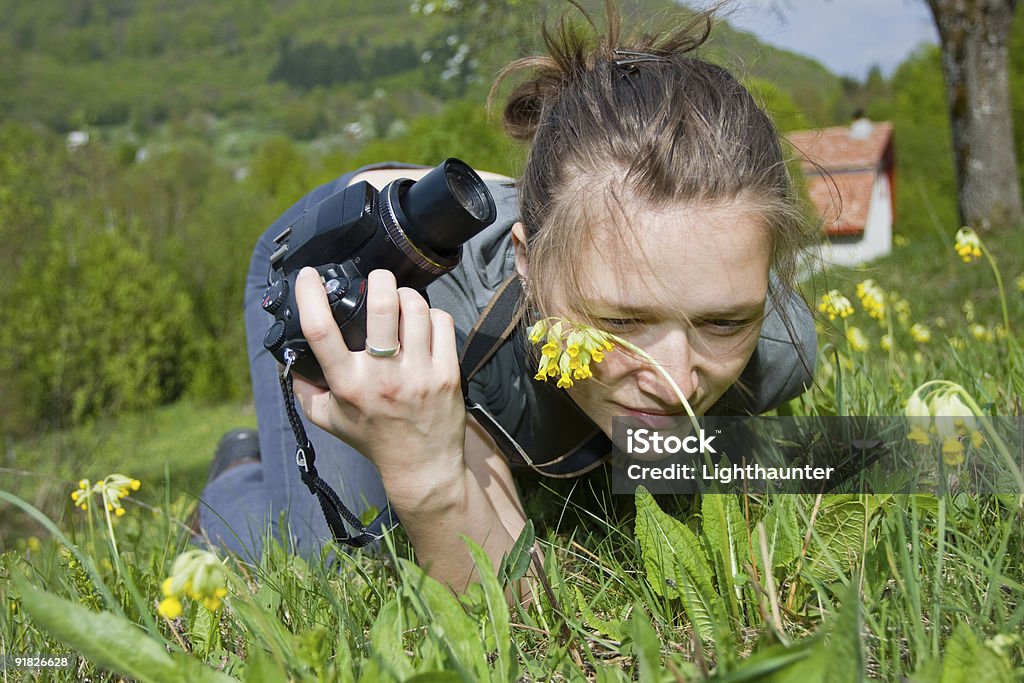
[701,319,752,335]
[598,317,642,330]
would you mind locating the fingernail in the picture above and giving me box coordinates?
[298,267,316,280]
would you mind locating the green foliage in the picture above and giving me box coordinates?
[14,578,236,683]
[0,225,195,430]
[634,487,731,650]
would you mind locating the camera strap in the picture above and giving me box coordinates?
[278,350,390,548]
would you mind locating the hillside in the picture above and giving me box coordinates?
[0,0,844,157]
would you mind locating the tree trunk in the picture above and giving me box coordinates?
[925,0,1022,233]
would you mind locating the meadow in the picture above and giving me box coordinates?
[2,215,1023,681]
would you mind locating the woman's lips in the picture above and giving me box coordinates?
[616,405,691,429]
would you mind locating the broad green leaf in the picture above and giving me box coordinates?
[370,599,416,680]
[629,607,662,683]
[634,487,709,599]
[804,498,866,581]
[788,587,863,683]
[396,559,483,680]
[405,673,465,683]
[243,649,287,683]
[635,487,727,644]
[939,624,1015,683]
[464,536,517,683]
[701,494,746,624]
[708,639,817,683]
[758,497,801,571]
[14,578,236,683]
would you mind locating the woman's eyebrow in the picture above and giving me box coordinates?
[578,298,765,319]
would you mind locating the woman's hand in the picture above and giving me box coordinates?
[290,267,468,507]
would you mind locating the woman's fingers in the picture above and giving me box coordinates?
[429,309,459,369]
[292,373,334,427]
[295,267,352,383]
[365,269,401,356]
[397,287,432,364]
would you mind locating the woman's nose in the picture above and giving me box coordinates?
[634,330,698,405]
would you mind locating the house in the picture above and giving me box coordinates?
[786,118,896,267]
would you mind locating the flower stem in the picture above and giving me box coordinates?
[604,333,701,435]
[981,243,1011,338]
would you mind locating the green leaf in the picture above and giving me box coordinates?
[397,558,486,681]
[370,599,416,681]
[464,536,517,682]
[629,607,662,683]
[939,624,1015,683]
[701,494,746,624]
[405,673,465,683]
[804,497,866,581]
[14,578,236,683]
[243,649,288,683]
[635,487,728,644]
[499,519,535,584]
[758,497,801,571]
[572,585,625,641]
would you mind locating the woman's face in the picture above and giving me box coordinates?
[514,198,772,437]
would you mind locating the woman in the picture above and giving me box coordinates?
[197,6,816,592]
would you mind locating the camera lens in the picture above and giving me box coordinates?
[445,165,492,222]
[395,158,497,254]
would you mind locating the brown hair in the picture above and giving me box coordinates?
[490,1,812,329]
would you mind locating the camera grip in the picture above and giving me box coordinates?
[261,268,369,386]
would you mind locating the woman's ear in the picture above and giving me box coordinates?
[511,221,529,279]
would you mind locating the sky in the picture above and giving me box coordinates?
[710,0,939,80]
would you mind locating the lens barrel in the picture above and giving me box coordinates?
[398,158,497,254]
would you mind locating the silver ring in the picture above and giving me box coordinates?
[366,342,401,358]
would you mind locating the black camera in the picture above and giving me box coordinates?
[261,158,498,385]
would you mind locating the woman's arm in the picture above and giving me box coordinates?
[391,415,530,593]
[291,266,533,596]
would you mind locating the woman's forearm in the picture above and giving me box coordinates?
[384,418,534,598]
[389,468,518,592]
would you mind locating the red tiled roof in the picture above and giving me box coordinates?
[785,122,894,238]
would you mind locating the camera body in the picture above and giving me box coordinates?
[261,159,497,385]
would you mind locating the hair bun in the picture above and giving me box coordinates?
[490,3,713,143]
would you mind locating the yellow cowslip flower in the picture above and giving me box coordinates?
[948,336,966,351]
[904,391,932,446]
[954,226,982,263]
[894,298,912,326]
[846,326,869,352]
[962,300,975,322]
[1016,274,1024,293]
[970,324,994,343]
[528,317,616,389]
[894,234,910,247]
[880,334,892,351]
[855,279,886,321]
[929,392,984,466]
[158,596,182,620]
[910,323,931,344]
[817,290,854,321]
[70,474,141,516]
[158,550,229,618]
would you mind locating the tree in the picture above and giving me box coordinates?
[924,0,1021,233]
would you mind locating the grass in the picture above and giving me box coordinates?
[0,400,255,542]
[2,228,1024,681]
